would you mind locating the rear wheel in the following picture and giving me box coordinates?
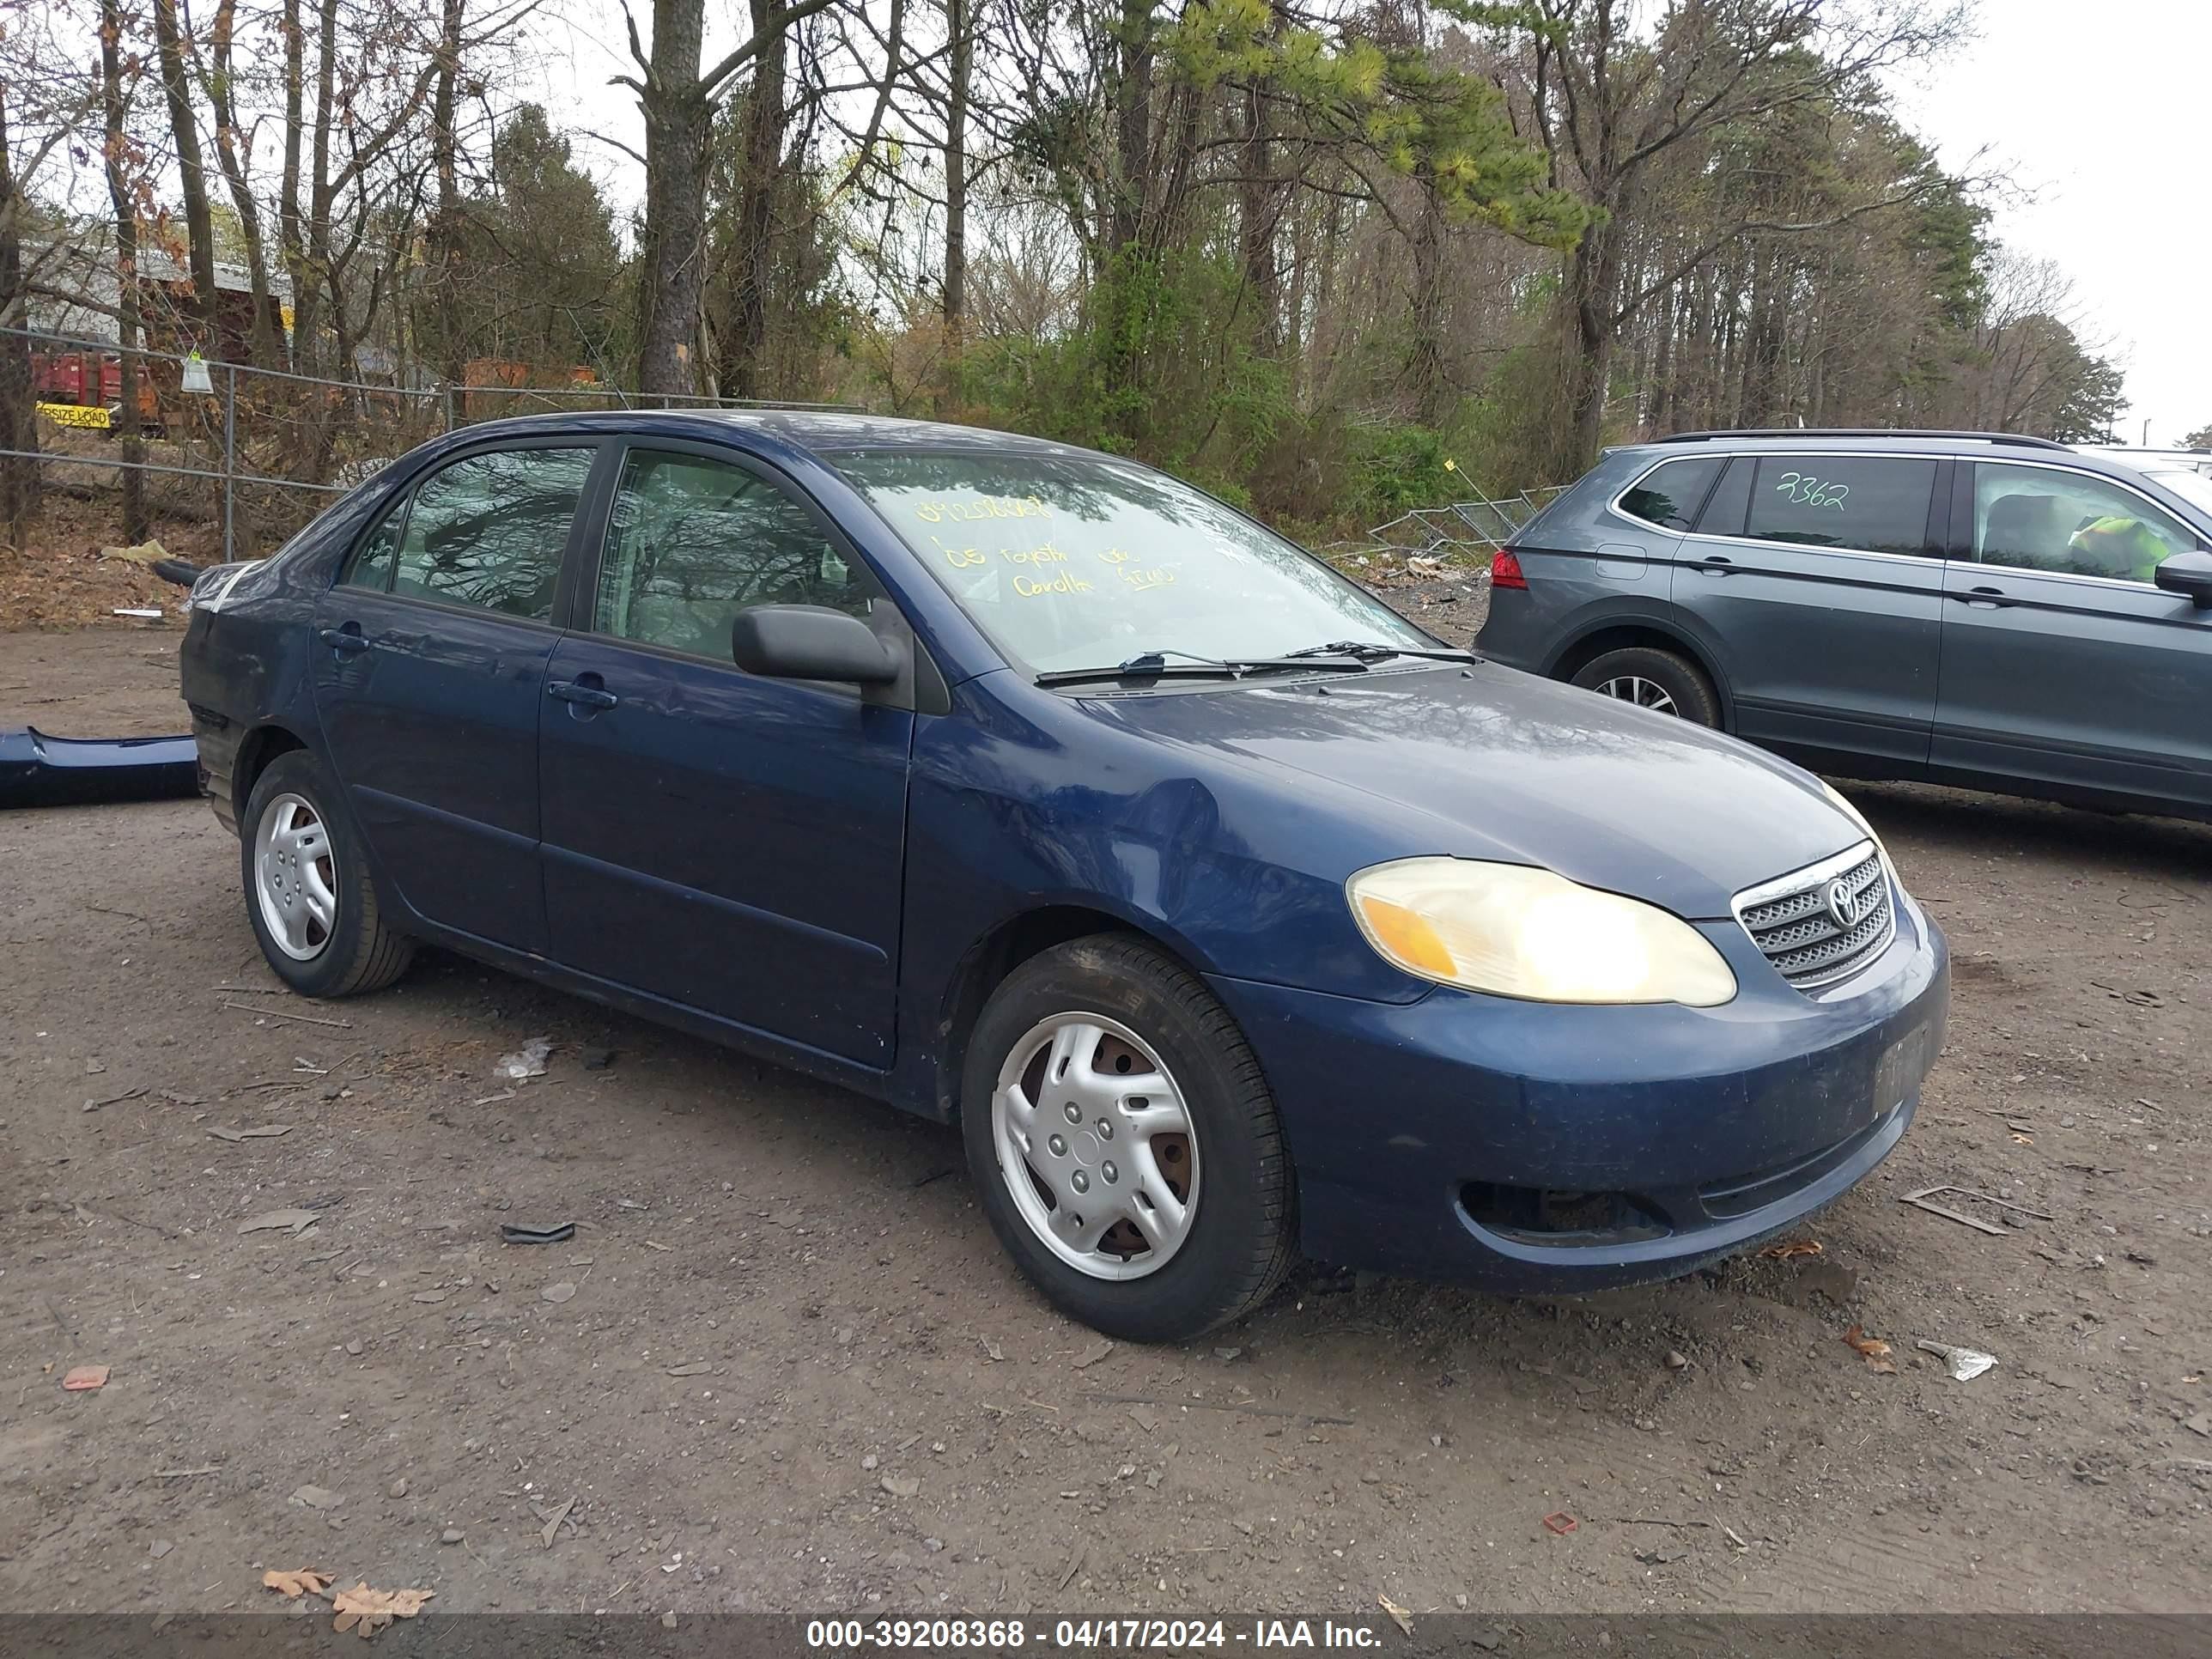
[1569,646,1720,727]
[962,935,1296,1342]
[240,750,414,998]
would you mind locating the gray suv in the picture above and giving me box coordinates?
[1475,429,2212,820]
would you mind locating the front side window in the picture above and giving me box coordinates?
[1744,456,1937,556]
[390,447,594,620]
[343,496,406,591]
[834,450,1431,675]
[592,450,878,659]
[1618,456,1723,532]
[1973,464,2196,584]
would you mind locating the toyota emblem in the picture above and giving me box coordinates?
[1824,878,1856,930]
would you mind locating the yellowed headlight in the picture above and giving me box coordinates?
[1347,859,1737,1006]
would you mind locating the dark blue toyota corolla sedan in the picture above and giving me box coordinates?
[179,410,1948,1340]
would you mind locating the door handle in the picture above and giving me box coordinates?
[546,678,619,710]
[318,626,373,653]
[1696,555,1733,575]
[1953,585,2009,609]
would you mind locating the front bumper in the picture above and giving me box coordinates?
[1209,886,1948,1292]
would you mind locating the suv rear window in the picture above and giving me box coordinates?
[1745,457,1936,556]
[1618,457,1723,531]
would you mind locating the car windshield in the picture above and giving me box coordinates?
[834,449,1433,676]
[2144,467,2212,518]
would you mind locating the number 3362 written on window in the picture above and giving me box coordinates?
[1774,471,1849,510]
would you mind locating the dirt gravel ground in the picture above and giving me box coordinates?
[3,614,2209,1621]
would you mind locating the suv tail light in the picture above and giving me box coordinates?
[1490,548,1528,589]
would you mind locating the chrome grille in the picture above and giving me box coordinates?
[1733,841,1893,990]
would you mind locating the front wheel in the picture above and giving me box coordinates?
[1569,645,1720,726]
[961,935,1297,1342]
[240,750,414,998]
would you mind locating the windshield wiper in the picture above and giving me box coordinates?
[1034,648,1375,688]
[1281,640,1481,665]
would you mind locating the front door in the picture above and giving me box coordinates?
[1934,459,2212,809]
[1672,452,1947,771]
[310,442,599,953]
[537,442,913,1066]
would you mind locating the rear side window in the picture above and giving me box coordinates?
[1746,457,1937,556]
[390,447,595,621]
[1617,457,1723,531]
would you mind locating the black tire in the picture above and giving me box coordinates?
[1569,645,1720,726]
[961,934,1297,1343]
[239,750,414,998]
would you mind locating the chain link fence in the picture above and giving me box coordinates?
[9,327,850,563]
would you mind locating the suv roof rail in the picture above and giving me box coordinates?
[1652,428,2073,452]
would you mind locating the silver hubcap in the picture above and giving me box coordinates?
[254,793,337,961]
[1593,674,1678,715]
[991,1013,1200,1281]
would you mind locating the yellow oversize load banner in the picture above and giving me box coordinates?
[37,401,112,430]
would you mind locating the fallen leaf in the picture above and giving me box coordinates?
[262,1568,333,1600]
[331,1581,434,1638]
[1377,1594,1414,1637]
[62,1364,110,1391]
[1843,1325,1899,1375]
[1759,1239,1823,1260]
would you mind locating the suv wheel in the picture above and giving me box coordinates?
[1570,646,1720,726]
[962,935,1297,1342]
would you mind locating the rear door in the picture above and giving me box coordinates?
[1933,459,2212,809]
[1670,451,1946,770]
[311,441,601,953]
[536,440,914,1066]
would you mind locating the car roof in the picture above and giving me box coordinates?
[1624,428,2078,458]
[439,405,1098,460]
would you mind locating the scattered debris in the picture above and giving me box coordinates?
[666,1361,712,1376]
[148,1539,173,1559]
[222,1000,351,1029]
[289,1485,344,1510]
[82,1085,148,1113]
[100,538,171,566]
[541,1282,577,1304]
[1843,1325,1899,1374]
[1377,1594,1415,1637]
[538,1496,576,1548]
[1057,1543,1087,1591]
[1541,1511,1577,1535]
[1916,1340,1997,1382]
[1899,1184,2054,1235]
[1635,1545,1687,1565]
[881,1475,921,1498]
[331,1581,434,1638]
[1664,1351,1689,1370]
[1723,1525,1750,1551]
[262,1568,333,1600]
[2181,1413,2210,1438]
[62,1364,111,1391]
[495,1037,553,1080]
[501,1221,575,1246]
[978,1337,1006,1363]
[1071,1339,1115,1370]
[441,1528,464,1546]
[207,1124,294,1142]
[239,1208,320,1237]
[112,606,164,619]
[580,1047,616,1071]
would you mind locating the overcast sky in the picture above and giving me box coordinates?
[524,0,2210,446]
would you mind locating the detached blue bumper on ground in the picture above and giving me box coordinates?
[1212,889,1948,1291]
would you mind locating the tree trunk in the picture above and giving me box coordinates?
[1236,77,1282,357]
[0,90,39,547]
[429,0,465,386]
[151,0,219,343]
[204,0,281,368]
[102,0,149,542]
[940,0,969,348]
[279,0,305,364]
[1409,184,1448,426]
[1564,215,1621,471]
[635,0,710,398]
[722,0,789,401]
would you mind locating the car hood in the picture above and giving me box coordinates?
[1075,662,1865,921]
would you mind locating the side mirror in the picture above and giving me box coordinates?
[2155,549,2212,608]
[732,604,902,684]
